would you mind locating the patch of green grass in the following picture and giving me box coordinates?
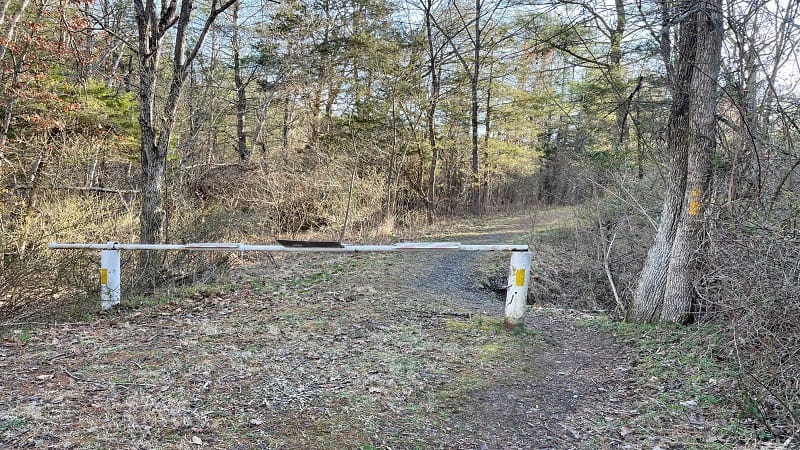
[391,356,421,375]
[434,375,488,411]
[248,278,268,293]
[121,282,237,311]
[291,271,330,286]
[124,290,176,309]
[359,444,426,450]
[290,258,368,289]
[445,315,503,333]
[260,278,288,294]
[510,322,536,337]
[11,329,31,344]
[245,343,262,352]
[182,283,234,298]
[159,432,182,443]
[300,318,329,330]
[581,315,755,446]
[0,416,27,431]
[477,343,503,360]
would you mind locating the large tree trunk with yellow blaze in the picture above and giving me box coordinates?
[630,0,723,324]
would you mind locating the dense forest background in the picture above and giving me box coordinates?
[0,0,798,440]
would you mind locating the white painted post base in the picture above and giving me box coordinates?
[504,251,531,329]
[100,244,120,309]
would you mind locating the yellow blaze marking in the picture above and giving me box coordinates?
[100,268,108,285]
[688,200,701,216]
[515,269,525,287]
[691,189,700,197]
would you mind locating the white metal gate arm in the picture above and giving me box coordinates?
[49,242,529,252]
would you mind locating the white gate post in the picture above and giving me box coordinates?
[100,243,120,309]
[504,251,531,329]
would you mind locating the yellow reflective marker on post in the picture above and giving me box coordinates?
[515,268,525,286]
[99,246,121,309]
[505,251,532,329]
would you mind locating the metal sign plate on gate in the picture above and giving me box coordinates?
[276,239,345,248]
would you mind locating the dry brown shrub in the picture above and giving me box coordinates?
[702,208,800,439]
[0,248,97,326]
[526,176,659,315]
[0,147,138,324]
[114,159,398,289]
[187,161,390,240]
[0,209,109,326]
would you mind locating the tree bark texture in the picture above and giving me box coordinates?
[134,0,164,248]
[135,10,165,284]
[661,1,723,323]
[232,1,249,161]
[630,0,723,323]
[610,0,629,148]
[470,0,481,216]
[424,0,440,225]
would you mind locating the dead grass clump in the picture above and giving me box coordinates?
[189,163,335,234]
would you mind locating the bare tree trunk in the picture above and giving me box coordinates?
[661,0,723,322]
[135,15,162,246]
[424,0,440,225]
[425,106,438,224]
[282,94,290,151]
[310,87,322,149]
[249,89,276,157]
[630,0,723,323]
[137,43,166,277]
[232,1,249,161]
[610,0,629,148]
[629,76,691,321]
[0,0,31,64]
[384,95,398,218]
[482,61,492,213]
[470,0,481,216]
[0,1,38,149]
[1,53,25,148]
[431,0,507,216]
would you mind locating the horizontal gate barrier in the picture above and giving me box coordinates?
[49,241,532,329]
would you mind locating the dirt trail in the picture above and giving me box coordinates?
[398,213,640,449]
[1,212,644,449]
